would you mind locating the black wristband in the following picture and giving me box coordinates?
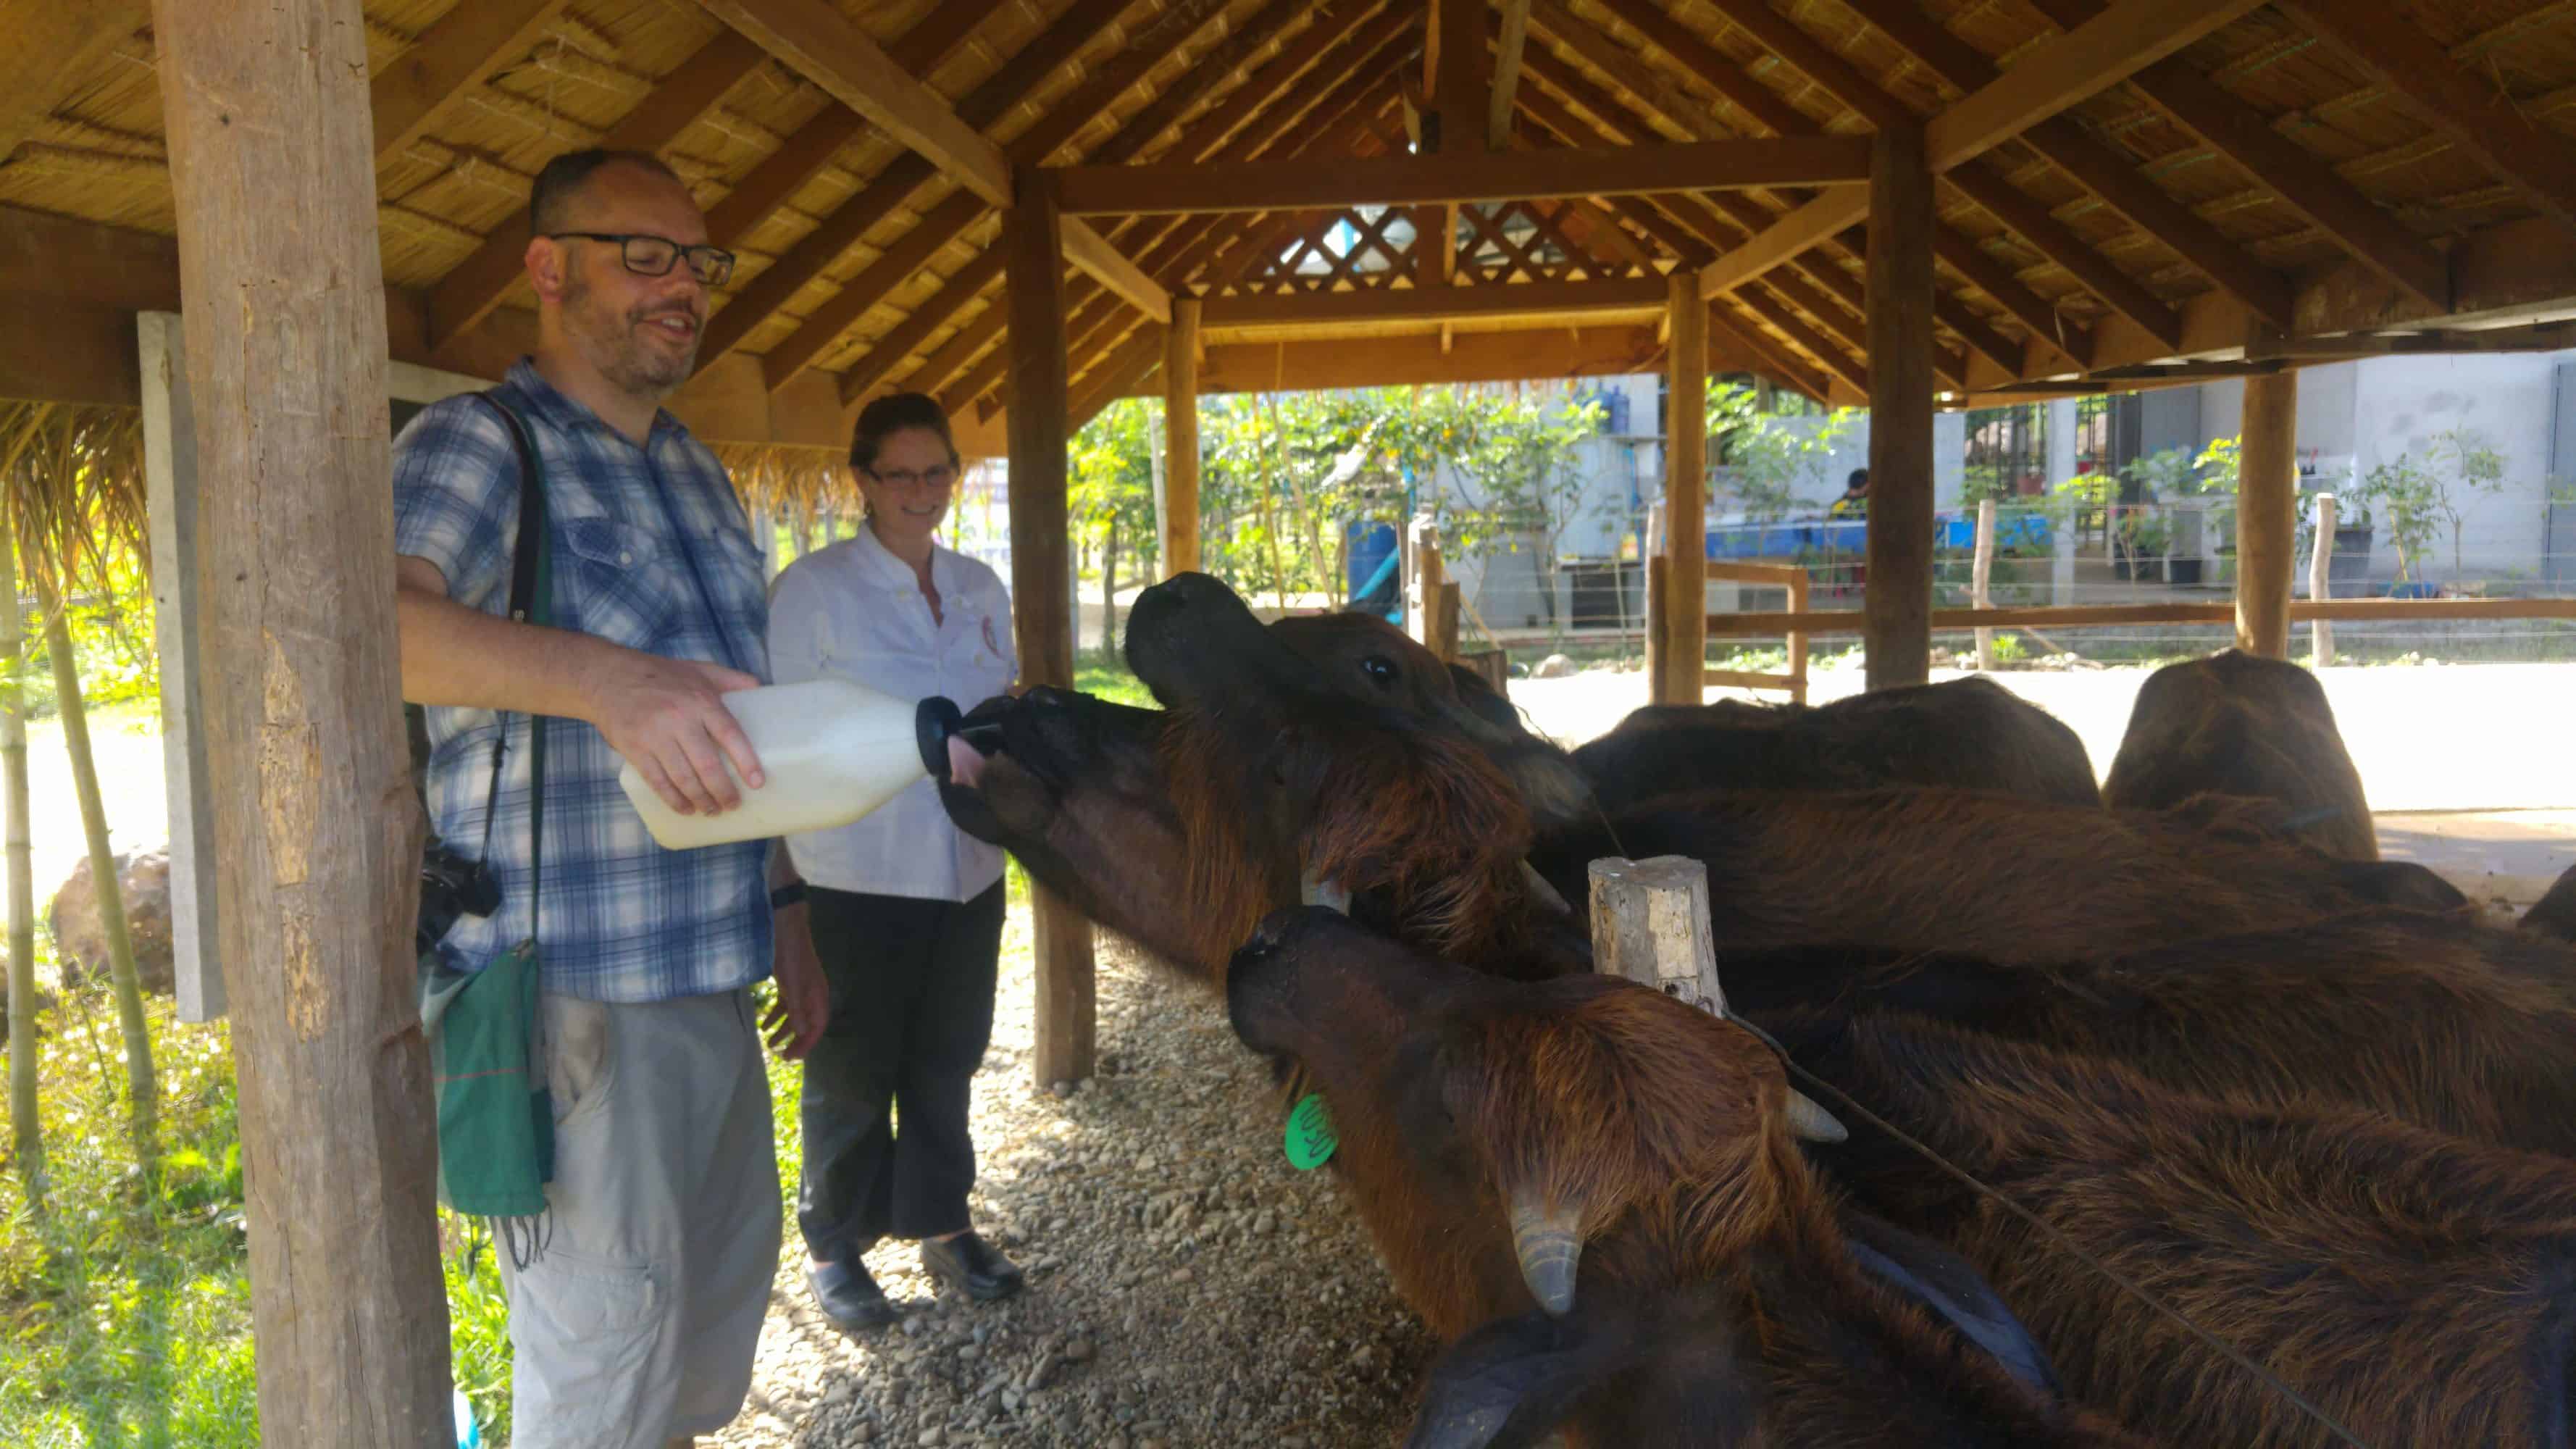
[769,880,808,909]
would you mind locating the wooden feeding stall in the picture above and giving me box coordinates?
[9,1,2576,1442]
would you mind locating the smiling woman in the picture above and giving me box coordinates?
[766,391,1030,1332]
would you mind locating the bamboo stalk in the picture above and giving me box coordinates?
[1,477,41,1197]
[38,579,155,1159]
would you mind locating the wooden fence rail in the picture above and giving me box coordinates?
[1702,596,2576,639]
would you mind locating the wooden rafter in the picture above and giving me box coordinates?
[836,249,1008,404]
[702,0,1002,251]
[1490,0,1534,149]
[1839,0,2290,327]
[1706,303,1831,404]
[1575,0,1809,140]
[1694,0,2262,317]
[1053,136,1873,215]
[1749,281,1870,394]
[0,1,147,166]
[1519,30,2081,373]
[753,0,1206,385]
[696,0,1136,365]
[2023,0,2448,311]
[697,0,1011,206]
[1942,163,2182,347]
[2277,1,2576,236]
[372,0,570,164]
[1434,0,1489,152]
[835,0,1396,403]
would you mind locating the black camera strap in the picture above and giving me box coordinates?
[474,394,551,931]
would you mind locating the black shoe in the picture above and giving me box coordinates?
[919,1231,1024,1302]
[806,1257,899,1331]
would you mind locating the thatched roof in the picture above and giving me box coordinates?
[7,0,2576,436]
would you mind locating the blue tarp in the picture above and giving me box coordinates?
[1702,511,2052,559]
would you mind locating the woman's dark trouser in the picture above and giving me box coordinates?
[798,882,1005,1264]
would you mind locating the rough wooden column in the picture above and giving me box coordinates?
[149,0,452,1442]
[1005,168,1097,1085]
[1865,120,1936,690]
[1161,296,1201,576]
[1660,273,1707,705]
[2237,369,2299,657]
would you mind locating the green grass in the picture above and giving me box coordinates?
[0,932,260,1449]
[1074,653,1155,708]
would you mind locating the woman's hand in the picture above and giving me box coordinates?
[764,905,829,1059]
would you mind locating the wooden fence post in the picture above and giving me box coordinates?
[1586,856,1726,1016]
[2309,492,2336,667]
[1644,554,1668,698]
[1972,498,1998,671]
[1786,564,1810,705]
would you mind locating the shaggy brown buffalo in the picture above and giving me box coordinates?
[2102,648,2378,859]
[1226,908,2149,1449]
[1571,677,2101,814]
[2527,862,2576,945]
[1772,1009,2576,1449]
[1705,906,2576,1159]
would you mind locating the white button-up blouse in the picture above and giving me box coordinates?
[766,525,1017,902]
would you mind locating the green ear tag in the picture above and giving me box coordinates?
[1284,1093,1338,1170]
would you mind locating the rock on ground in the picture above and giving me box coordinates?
[711,917,1439,1449]
[47,847,176,996]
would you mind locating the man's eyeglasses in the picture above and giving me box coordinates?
[865,464,958,490]
[545,231,736,288]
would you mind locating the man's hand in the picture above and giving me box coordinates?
[581,651,765,816]
[764,906,829,1060]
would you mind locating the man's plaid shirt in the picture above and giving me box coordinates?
[395,358,774,1002]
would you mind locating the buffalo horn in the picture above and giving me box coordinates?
[1517,861,1573,916]
[1300,872,1352,914]
[1784,1088,1848,1143]
[1508,1189,1583,1316]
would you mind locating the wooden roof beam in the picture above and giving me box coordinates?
[1744,283,1870,396]
[1694,0,2236,322]
[1432,0,1489,151]
[2280,2,2576,236]
[695,0,1139,365]
[1518,41,2086,369]
[1943,164,2181,348]
[1705,303,1831,404]
[1053,135,1870,214]
[1489,0,1533,150]
[754,0,1208,385]
[1571,0,1808,140]
[1202,277,1665,329]
[697,0,1012,206]
[829,0,1353,404]
[1841,0,2291,327]
[1063,218,1171,322]
[372,0,571,164]
[2023,0,2447,312]
[701,0,1003,249]
[0,1,147,164]
[427,29,769,350]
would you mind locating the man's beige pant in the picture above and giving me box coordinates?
[501,987,782,1449]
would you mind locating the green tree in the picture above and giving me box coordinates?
[1069,398,1163,654]
[1705,383,1857,522]
[2422,426,2510,582]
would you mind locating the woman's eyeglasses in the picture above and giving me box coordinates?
[545,231,736,288]
[865,464,958,490]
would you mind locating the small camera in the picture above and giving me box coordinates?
[417,836,503,956]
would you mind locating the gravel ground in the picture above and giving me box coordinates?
[711,907,1440,1449]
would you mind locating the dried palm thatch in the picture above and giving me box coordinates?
[712,441,860,532]
[0,401,147,601]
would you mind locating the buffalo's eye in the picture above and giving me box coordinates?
[1360,656,1399,688]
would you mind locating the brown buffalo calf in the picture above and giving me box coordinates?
[1572,677,2102,814]
[2102,648,2378,859]
[1711,906,2576,1160]
[2526,862,2576,945]
[1774,1010,2576,1449]
[1227,909,2149,1449]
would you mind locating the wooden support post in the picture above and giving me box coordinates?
[1408,516,1447,649]
[1004,168,1097,1086]
[1662,270,1707,705]
[2309,492,2337,667]
[2236,369,2299,659]
[1785,564,1810,705]
[1865,121,1936,690]
[1972,497,1999,672]
[1587,855,1726,1016]
[1162,296,1202,576]
[138,313,223,1022]
[149,0,452,1442]
[1643,554,1668,696]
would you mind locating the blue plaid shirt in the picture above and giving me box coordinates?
[394,359,774,1002]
